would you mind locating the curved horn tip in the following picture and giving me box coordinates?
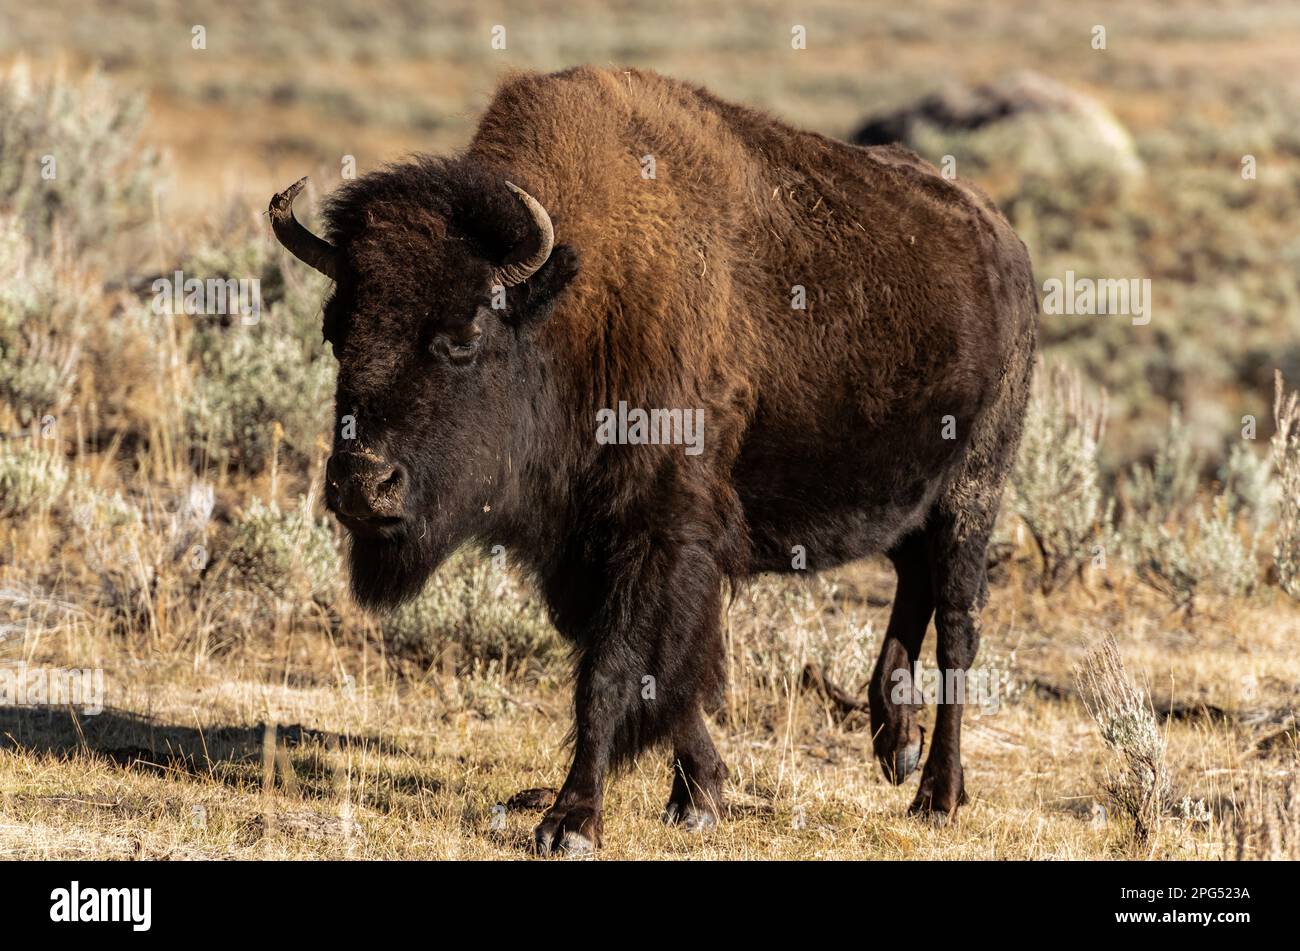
[270,176,311,218]
[494,180,555,287]
[268,175,338,281]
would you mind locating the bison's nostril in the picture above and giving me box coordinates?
[325,452,406,520]
[376,467,402,494]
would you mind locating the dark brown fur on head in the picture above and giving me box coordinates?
[319,156,579,608]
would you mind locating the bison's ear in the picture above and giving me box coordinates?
[511,243,580,326]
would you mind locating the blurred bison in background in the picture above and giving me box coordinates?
[270,65,1038,854]
[852,70,1143,198]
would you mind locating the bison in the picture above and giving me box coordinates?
[268,65,1038,854]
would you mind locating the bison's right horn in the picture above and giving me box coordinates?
[494,181,554,287]
[269,177,338,280]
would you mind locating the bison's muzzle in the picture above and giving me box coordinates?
[325,450,408,534]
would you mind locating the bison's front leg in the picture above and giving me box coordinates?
[662,707,727,830]
[531,714,607,855]
[534,537,726,856]
[531,633,629,855]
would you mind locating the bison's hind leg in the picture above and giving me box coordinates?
[907,350,1031,822]
[868,531,935,785]
[907,506,990,822]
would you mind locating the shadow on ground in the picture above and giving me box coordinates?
[0,705,412,798]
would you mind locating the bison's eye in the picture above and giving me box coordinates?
[434,321,483,365]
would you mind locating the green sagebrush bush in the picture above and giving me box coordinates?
[180,227,335,474]
[0,216,94,423]
[223,495,339,604]
[0,63,160,257]
[1272,371,1300,600]
[0,437,68,517]
[1075,635,1169,845]
[1219,439,1277,533]
[185,327,333,473]
[379,547,560,672]
[1010,362,1114,593]
[1118,408,1260,606]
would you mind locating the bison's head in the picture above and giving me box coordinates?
[269,159,580,609]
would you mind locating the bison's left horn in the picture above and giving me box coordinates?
[494,181,554,287]
[269,177,338,280]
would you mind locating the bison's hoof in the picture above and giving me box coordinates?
[874,720,925,785]
[879,734,922,785]
[662,801,718,831]
[910,803,953,828]
[895,739,922,783]
[908,767,967,823]
[557,830,596,855]
[532,805,601,857]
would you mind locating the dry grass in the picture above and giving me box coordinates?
[3,527,1298,859]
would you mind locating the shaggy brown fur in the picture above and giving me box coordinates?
[293,66,1037,854]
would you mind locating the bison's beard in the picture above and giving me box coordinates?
[345,528,448,611]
